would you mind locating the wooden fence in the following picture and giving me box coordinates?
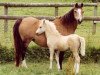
[0,3,100,34]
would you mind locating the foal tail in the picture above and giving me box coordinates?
[13,18,24,67]
[79,36,85,56]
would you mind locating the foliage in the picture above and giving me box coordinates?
[0,43,100,63]
[0,44,14,62]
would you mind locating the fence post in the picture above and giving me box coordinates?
[4,5,8,33]
[55,7,58,17]
[92,5,97,34]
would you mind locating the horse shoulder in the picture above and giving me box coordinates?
[19,17,40,40]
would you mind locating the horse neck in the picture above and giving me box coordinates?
[45,24,61,38]
[61,8,77,25]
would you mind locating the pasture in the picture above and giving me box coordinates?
[0,0,100,75]
[0,62,100,75]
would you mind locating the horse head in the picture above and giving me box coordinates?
[73,3,84,24]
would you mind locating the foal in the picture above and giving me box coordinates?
[36,20,85,74]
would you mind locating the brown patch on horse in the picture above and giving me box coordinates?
[19,17,47,47]
[53,9,77,35]
[61,9,77,25]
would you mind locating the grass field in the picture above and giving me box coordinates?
[0,0,100,75]
[0,62,100,75]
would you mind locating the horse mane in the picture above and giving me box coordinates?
[45,20,61,36]
[61,8,77,25]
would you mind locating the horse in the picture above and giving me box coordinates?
[13,3,84,69]
[36,19,85,74]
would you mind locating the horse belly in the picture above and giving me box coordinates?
[57,41,68,51]
[34,34,47,47]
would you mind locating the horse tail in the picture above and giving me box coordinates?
[79,36,85,56]
[13,18,23,67]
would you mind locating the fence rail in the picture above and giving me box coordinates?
[0,3,98,7]
[0,15,100,21]
[0,3,99,34]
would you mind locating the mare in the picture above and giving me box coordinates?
[13,3,84,69]
[36,19,85,74]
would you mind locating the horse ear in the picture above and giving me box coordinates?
[81,3,83,7]
[75,3,78,8]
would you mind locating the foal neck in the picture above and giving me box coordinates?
[45,22,61,38]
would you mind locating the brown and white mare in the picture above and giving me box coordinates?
[13,3,84,69]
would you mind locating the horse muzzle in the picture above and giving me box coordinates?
[78,20,83,24]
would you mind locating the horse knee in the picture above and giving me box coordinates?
[75,56,80,63]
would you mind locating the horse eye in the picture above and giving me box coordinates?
[74,10,77,13]
[40,27,42,28]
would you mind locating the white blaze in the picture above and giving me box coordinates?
[77,9,82,21]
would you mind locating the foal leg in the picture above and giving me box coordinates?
[55,51,60,70]
[73,52,80,75]
[49,49,54,70]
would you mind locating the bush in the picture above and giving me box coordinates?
[0,45,14,62]
[0,44,100,63]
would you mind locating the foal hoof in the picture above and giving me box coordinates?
[21,64,28,68]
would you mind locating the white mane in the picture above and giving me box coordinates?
[44,20,61,36]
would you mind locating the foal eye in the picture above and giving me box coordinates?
[40,27,42,28]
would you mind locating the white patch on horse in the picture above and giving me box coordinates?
[21,59,27,68]
[77,9,82,21]
[74,62,80,75]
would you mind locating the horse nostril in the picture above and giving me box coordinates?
[78,20,82,24]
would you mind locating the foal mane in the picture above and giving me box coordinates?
[45,20,61,36]
[61,8,77,25]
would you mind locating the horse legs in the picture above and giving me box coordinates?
[21,46,27,68]
[55,50,60,70]
[49,48,54,70]
[21,41,30,68]
[73,52,80,75]
[59,51,64,70]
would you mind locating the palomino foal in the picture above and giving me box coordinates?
[36,20,85,74]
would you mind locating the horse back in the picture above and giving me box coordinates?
[19,17,40,40]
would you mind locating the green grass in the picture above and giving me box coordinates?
[0,62,100,75]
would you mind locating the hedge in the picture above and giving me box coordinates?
[0,44,100,63]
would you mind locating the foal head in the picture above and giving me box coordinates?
[73,3,84,24]
[36,19,60,36]
[36,19,46,35]
[36,19,54,35]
